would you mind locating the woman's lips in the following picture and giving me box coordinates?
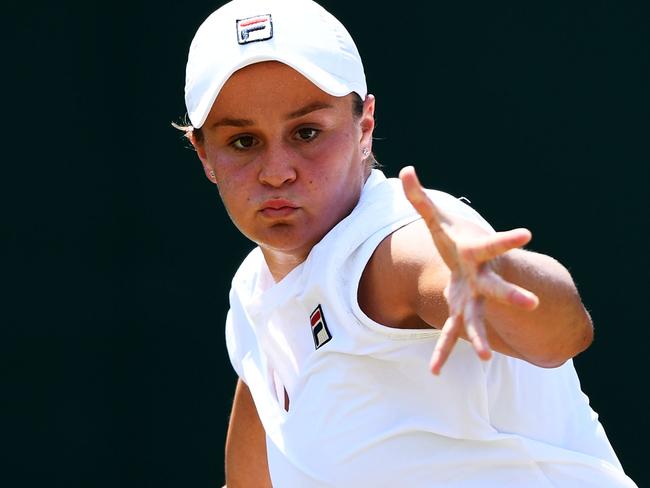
[260,199,300,218]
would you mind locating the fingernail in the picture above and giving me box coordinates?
[430,353,440,374]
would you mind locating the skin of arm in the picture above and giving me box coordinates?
[358,218,594,370]
[224,379,273,488]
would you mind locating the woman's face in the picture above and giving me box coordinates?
[194,61,375,263]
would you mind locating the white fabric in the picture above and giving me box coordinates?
[185,0,367,128]
[225,169,637,487]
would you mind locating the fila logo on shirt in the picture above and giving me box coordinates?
[236,14,273,44]
[310,304,332,350]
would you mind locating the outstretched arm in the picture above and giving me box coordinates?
[358,166,593,374]
[399,165,593,373]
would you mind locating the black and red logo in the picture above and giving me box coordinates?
[236,14,273,44]
[310,304,332,350]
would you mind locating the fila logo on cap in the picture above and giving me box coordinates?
[236,14,273,44]
[310,304,332,350]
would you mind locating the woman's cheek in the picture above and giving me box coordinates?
[299,136,340,166]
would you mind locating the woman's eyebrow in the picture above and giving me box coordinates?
[285,102,334,120]
[210,102,334,129]
[210,117,254,129]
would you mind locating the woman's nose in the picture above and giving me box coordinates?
[258,145,297,188]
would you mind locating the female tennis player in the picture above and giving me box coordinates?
[177,0,637,486]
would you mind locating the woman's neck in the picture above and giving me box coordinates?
[260,247,309,283]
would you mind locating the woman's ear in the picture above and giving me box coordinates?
[188,131,218,185]
[188,130,207,161]
[202,165,218,184]
[359,94,376,153]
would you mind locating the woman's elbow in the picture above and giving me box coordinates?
[534,311,594,369]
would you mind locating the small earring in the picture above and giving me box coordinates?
[362,148,370,157]
[209,170,215,179]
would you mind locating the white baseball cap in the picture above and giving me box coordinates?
[184,0,367,128]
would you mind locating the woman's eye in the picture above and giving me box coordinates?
[231,135,257,150]
[295,127,320,142]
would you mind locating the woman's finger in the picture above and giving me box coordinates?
[464,298,492,360]
[477,271,539,310]
[400,166,446,234]
[430,314,462,375]
[459,228,532,264]
[400,166,458,264]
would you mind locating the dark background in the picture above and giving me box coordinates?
[5,0,648,486]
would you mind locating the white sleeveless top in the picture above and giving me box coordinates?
[225,170,637,487]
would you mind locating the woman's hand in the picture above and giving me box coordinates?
[399,166,540,374]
